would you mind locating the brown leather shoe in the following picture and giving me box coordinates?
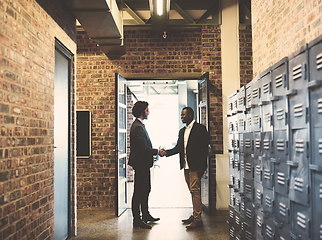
[182,215,194,224]
[186,220,203,230]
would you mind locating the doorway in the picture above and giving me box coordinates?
[54,40,73,239]
[125,79,201,209]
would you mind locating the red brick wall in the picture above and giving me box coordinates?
[252,0,322,76]
[76,26,223,212]
[239,24,253,86]
[0,0,77,239]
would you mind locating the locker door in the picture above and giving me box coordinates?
[288,128,310,206]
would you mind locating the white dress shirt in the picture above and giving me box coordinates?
[184,120,195,169]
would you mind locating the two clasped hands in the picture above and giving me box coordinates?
[158,148,167,157]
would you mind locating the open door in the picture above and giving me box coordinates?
[115,73,128,216]
[198,72,211,215]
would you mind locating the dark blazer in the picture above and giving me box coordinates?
[128,119,158,170]
[166,122,209,171]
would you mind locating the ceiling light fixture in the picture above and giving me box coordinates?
[157,0,163,16]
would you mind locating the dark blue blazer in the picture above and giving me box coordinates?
[128,119,158,170]
[166,122,209,171]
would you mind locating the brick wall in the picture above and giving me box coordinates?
[252,0,322,76]
[239,24,253,86]
[0,0,76,239]
[76,25,223,212]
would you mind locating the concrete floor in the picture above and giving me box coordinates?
[70,207,229,240]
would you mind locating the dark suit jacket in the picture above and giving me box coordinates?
[166,122,209,171]
[128,119,158,170]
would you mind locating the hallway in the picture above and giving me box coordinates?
[71,208,229,240]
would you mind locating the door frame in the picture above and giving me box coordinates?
[54,38,73,237]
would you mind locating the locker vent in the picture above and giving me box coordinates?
[234,100,238,109]
[294,103,304,118]
[264,139,270,150]
[236,197,240,208]
[294,177,304,192]
[277,139,285,151]
[316,52,322,70]
[230,156,234,166]
[277,172,286,185]
[253,88,259,99]
[295,139,305,153]
[255,138,261,149]
[241,201,245,212]
[239,118,245,129]
[275,74,283,88]
[279,202,287,217]
[256,215,262,227]
[265,195,273,208]
[229,209,234,219]
[318,98,322,114]
[266,224,273,238]
[296,212,307,229]
[246,208,252,219]
[256,188,262,201]
[247,93,252,105]
[293,64,302,80]
[263,82,270,94]
[265,112,271,124]
[253,114,260,125]
[319,184,322,199]
[245,230,253,240]
[245,184,252,193]
[277,108,285,121]
[255,165,261,176]
[264,169,271,180]
[245,163,252,173]
[238,96,244,106]
[235,215,240,226]
[229,228,234,238]
[247,116,252,127]
[320,139,322,154]
[245,139,252,149]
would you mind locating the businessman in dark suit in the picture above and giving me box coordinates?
[161,107,209,229]
[128,101,162,229]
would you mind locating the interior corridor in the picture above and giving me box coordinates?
[70,208,229,240]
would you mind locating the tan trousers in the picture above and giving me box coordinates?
[184,169,202,222]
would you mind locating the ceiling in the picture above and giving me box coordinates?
[65,0,250,57]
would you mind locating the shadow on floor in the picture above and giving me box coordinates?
[70,207,229,240]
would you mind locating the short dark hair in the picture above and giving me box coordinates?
[183,107,194,118]
[132,101,149,118]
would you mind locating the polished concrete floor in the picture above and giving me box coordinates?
[71,207,229,240]
[71,157,229,240]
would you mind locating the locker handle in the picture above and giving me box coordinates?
[308,79,322,89]
[273,220,283,228]
[286,89,297,96]
[283,73,287,88]
[304,63,307,80]
[263,212,269,219]
[228,184,234,188]
[309,164,322,172]
[287,160,299,167]
[270,95,282,102]
[271,158,280,164]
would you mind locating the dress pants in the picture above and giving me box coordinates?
[184,169,202,221]
[131,168,151,221]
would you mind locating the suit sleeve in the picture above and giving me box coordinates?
[132,125,158,156]
[165,129,183,157]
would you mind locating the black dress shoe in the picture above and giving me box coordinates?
[142,215,160,222]
[133,220,152,229]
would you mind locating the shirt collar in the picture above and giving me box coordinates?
[137,118,144,124]
[186,120,195,129]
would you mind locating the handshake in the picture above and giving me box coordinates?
[158,148,167,157]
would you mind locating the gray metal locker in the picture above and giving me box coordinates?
[287,46,309,130]
[252,107,262,132]
[288,128,310,206]
[245,81,253,110]
[252,76,261,108]
[309,87,322,129]
[271,57,289,100]
[237,86,246,113]
[262,159,274,189]
[254,181,263,206]
[260,67,272,105]
[244,222,255,240]
[309,127,322,168]
[272,97,288,130]
[254,158,262,183]
[244,200,255,227]
[253,131,262,158]
[244,177,254,201]
[261,103,273,132]
[271,129,288,164]
[244,155,254,179]
[255,206,264,236]
[290,201,311,239]
[244,132,254,156]
[273,161,289,196]
[263,214,275,240]
[310,171,322,240]
[261,131,273,161]
[263,187,274,214]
